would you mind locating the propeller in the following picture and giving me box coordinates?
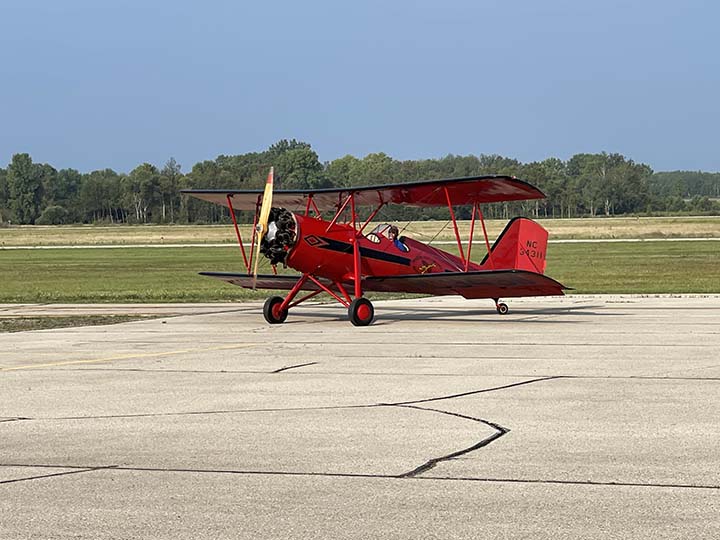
[252,167,274,289]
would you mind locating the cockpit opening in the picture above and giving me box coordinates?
[366,223,409,252]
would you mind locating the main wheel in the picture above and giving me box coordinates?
[348,297,374,326]
[263,296,288,324]
[496,302,509,315]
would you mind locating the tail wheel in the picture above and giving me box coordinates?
[348,297,374,326]
[263,296,288,324]
[496,302,509,315]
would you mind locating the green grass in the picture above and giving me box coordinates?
[0,247,262,303]
[0,241,718,303]
[547,241,720,294]
[0,315,157,333]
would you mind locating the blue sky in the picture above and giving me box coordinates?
[1,0,718,173]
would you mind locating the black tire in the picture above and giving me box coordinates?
[348,297,374,326]
[263,296,288,324]
[497,302,509,315]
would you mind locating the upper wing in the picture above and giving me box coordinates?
[200,270,568,299]
[364,270,569,299]
[182,175,544,211]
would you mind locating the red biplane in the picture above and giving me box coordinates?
[182,169,568,326]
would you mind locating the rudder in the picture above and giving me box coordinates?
[481,217,548,273]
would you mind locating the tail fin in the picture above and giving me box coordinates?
[481,218,549,273]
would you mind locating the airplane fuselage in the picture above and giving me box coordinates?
[284,213,480,283]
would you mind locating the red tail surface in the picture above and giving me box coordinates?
[481,218,548,273]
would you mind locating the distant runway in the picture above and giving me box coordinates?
[2,237,719,249]
[1,295,719,539]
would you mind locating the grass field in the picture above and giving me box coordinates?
[2,216,720,247]
[1,241,718,303]
[0,315,156,333]
[545,241,720,294]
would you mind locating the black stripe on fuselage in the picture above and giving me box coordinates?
[316,236,411,266]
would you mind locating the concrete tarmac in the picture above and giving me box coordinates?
[1,295,719,539]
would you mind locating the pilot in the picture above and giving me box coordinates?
[388,225,409,252]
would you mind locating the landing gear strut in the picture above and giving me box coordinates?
[263,296,288,324]
[348,297,374,326]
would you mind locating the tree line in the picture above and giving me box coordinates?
[1,139,719,226]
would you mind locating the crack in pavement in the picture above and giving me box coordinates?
[272,362,318,373]
[2,376,555,422]
[421,475,720,491]
[0,465,116,485]
[389,376,561,406]
[0,463,717,491]
[5,404,375,422]
[0,379,545,486]
[394,405,509,478]
[7,376,694,491]
[2,378,715,490]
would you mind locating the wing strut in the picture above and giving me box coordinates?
[478,205,495,269]
[304,194,321,217]
[444,186,466,267]
[248,195,262,275]
[325,194,352,233]
[359,201,386,234]
[226,194,250,273]
[465,203,477,272]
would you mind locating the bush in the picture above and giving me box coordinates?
[36,205,69,225]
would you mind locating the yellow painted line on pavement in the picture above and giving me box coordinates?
[0,343,256,372]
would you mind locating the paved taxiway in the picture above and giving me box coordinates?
[1,296,719,539]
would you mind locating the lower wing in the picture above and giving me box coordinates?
[200,270,569,299]
[199,272,328,291]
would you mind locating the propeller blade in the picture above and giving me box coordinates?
[252,167,274,289]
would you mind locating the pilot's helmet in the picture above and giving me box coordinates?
[388,225,399,237]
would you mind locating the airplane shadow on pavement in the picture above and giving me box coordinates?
[282,303,613,325]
